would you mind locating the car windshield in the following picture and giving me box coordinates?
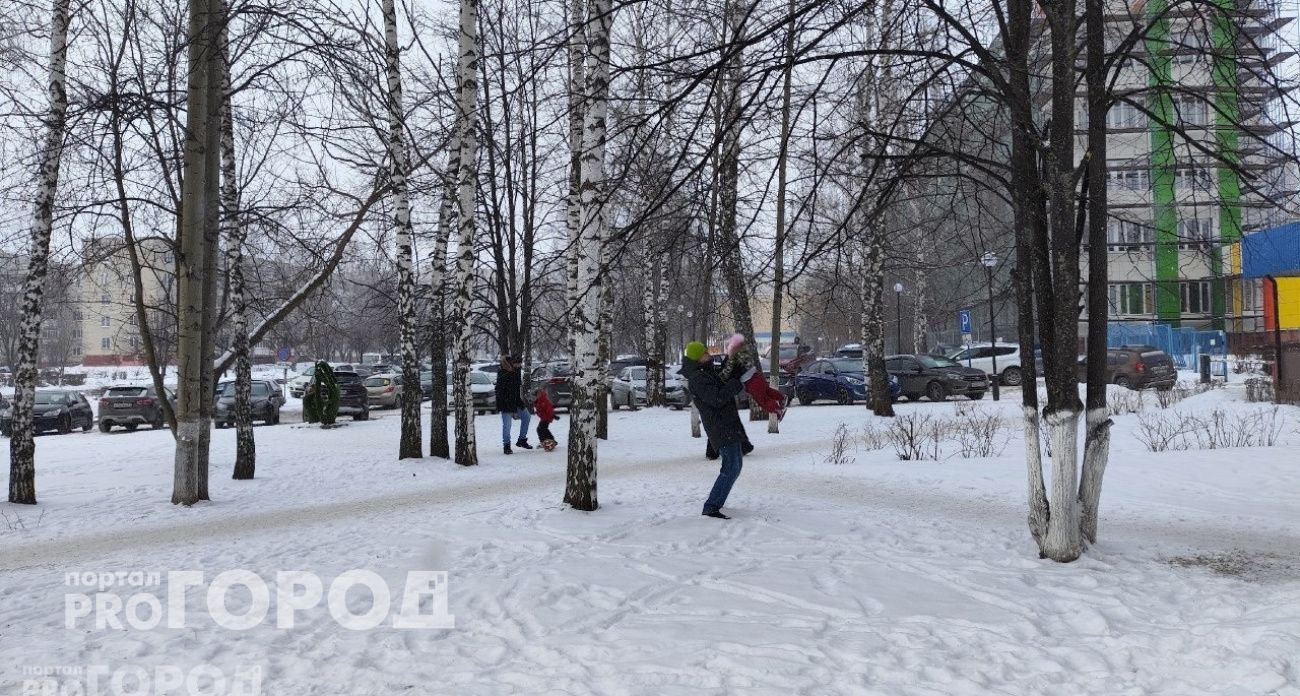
[831,359,862,373]
[916,355,959,369]
[334,372,362,385]
[34,392,66,405]
[778,347,799,359]
[107,387,148,398]
[627,367,646,380]
[470,372,492,385]
[364,377,391,387]
[250,383,271,397]
[547,366,572,377]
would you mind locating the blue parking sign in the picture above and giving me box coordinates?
[276,346,292,362]
[958,309,972,334]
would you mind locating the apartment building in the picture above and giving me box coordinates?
[1087,0,1295,331]
[72,237,175,366]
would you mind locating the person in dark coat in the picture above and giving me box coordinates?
[495,355,531,454]
[680,341,754,519]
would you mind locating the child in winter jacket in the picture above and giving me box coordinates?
[533,389,560,451]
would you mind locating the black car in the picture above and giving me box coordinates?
[885,354,989,402]
[1076,345,1176,390]
[0,389,94,435]
[304,370,370,421]
[99,385,172,432]
[214,379,285,427]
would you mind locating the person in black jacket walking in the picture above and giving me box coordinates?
[495,355,532,454]
[680,341,754,519]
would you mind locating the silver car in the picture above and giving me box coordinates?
[610,366,689,410]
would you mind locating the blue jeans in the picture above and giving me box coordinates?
[703,442,743,514]
[500,408,531,444]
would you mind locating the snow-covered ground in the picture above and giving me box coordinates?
[2,384,1299,695]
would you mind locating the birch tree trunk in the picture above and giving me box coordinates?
[565,0,586,363]
[220,7,256,480]
[565,0,613,511]
[451,0,481,466]
[768,0,795,434]
[428,142,458,460]
[194,7,224,502]
[8,0,71,505]
[640,244,658,408]
[857,6,894,419]
[384,0,422,459]
[595,243,612,439]
[911,248,929,354]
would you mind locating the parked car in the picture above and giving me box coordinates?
[1076,345,1176,390]
[885,354,989,402]
[366,363,398,375]
[0,389,94,436]
[834,343,864,359]
[702,356,793,409]
[288,365,316,398]
[607,356,648,387]
[99,385,173,432]
[795,358,901,405]
[610,366,690,409]
[764,343,816,376]
[364,373,422,409]
[304,370,369,421]
[213,379,284,428]
[471,362,501,382]
[445,370,495,414]
[420,370,434,399]
[530,362,573,409]
[947,342,1025,386]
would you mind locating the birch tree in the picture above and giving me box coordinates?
[384,0,422,459]
[451,0,481,466]
[220,2,256,479]
[8,0,71,505]
[565,0,613,512]
[428,142,458,459]
[767,0,795,434]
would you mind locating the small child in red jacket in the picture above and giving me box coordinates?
[533,389,560,451]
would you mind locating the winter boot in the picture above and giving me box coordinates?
[515,438,533,450]
[504,443,513,455]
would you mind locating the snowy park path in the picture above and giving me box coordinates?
[4,397,1300,695]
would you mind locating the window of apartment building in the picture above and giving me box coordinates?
[72,328,82,339]
[100,294,110,304]
[1108,282,1153,316]
[73,346,81,356]
[1175,97,1209,126]
[1105,101,1141,129]
[101,337,111,350]
[72,310,83,321]
[1177,217,1214,245]
[100,316,111,327]
[129,337,139,349]
[1176,167,1215,191]
[1106,218,1153,247]
[97,269,112,285]
[1106,168,1150,191]
[1242,278,1261,314]
[1180,280,1212,314]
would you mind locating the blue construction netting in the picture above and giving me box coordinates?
[1107,323,1227,368]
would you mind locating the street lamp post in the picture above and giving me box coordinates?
[981,252,1000,401]
[893,283,904,354]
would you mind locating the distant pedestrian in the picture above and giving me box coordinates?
[533,388,560,451]
[679,341,753,519]
[495,355,532,454]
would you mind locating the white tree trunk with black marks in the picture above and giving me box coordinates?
[641,244,660,408]
[384,0,422,459]
[911,254,928,354]
[8,0,71,505]
[428,138,458,459]
[565,0,585,363]
[565,0,612,511]
[220,7,256,480]
[451,0,481,466]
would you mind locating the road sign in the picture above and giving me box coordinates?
[958,309,972,334]
[276,346,292,362]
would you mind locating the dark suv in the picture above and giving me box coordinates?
[1077,345,1176,390]
[305,370,370,420]
[885,354,989,401]
[530,363,573,409]
[99,385,172,432]
[214,379,285,427]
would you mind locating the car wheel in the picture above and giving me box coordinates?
[152,416,164,429]
[1114,375,1132,389]
[58,414,72,434]
[926,381,948,402]
[271,411,280,425]
[81,417,92,432]
[904,392,922,402]
[124,423,139,432]
[968,391,985,401]
[99,420,111,433]
[836,387,853,405]
[796,389,813,406]
[355,408,369,421]
[1001,366,1023,387]
[611,393,620,410]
